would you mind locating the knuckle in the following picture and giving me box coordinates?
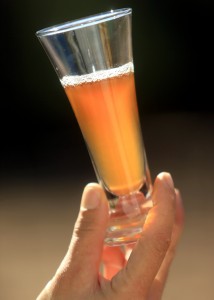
[73,211,97,239]
[138,231,171,259]
[151,232,171,257]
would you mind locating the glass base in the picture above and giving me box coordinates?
[104,191,153,246]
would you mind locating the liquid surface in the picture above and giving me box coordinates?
[62,63,145,195]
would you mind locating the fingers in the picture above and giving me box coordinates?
[54,183,109,290]
[109,172,176,299]
[158,189,184,276]
[149,189,185,298]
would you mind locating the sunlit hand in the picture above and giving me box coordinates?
[37,172,184,300]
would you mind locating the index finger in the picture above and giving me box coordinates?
[110,172,176,298]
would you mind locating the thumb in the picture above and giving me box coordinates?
[56,183,109,285]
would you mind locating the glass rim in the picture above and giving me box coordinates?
[36,8,132,37]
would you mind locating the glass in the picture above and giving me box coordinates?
[36,8,153,246]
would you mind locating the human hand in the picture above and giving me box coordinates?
[37,172,184,300]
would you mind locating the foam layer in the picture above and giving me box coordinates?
[60,62,134,87]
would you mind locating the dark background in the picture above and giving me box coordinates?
[1,1,214,299]
[1,0,213,181]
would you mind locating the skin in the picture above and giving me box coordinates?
[37,172,184,300]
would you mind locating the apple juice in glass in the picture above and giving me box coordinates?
[36,8,153,246]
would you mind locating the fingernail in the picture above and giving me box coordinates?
[164,173,174,189]
[81,184,101,210]
[158,172,174,189]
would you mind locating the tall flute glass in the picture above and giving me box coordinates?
[36,8,153,246]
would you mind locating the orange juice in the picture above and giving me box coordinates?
[62,63,144,195]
